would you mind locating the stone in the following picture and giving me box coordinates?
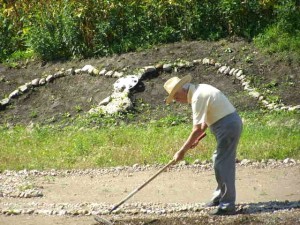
[229,68,236,75]
[113,75,139,91]
[90,68,99,76]
[31,78,40,86]
[179,160,188,166]
[0,98,10,108]
[237,75,246,81]
[192,59,202,65]
[19,84,29,93]
[9,90,20,99]
[236,70,243,77]
[81,65,94,73]
[99,96,111,106]
[54,71,65,78]
[193,159,201,165]
[46,75,54,82]
[89,91,132,115]
[163,64,172,72]
[240,159,251,166]
[249,91,260,99]
[202,58,210,65]
[223,66,231,75]
[75,69,81,74]
[288,105,300,111]
[39,78,46,85]
[214,62,222,68]
[99,69,107,76]
[144,66,156,73]
[105,70,114,77]
[65,68,75,75]
[218,66,227,74]
[112,71,124,78]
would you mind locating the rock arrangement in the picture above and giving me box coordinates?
[1,201,299,216]
[1,58,300,114]
[0,158,298,199]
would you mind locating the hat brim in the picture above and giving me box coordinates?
[165,75,192,104]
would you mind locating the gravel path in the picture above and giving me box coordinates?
[1,160,300,224]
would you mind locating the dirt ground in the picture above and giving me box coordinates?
[1,165,300,225]
[0,39,299,125]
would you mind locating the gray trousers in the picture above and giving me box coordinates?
[209,111,243,210]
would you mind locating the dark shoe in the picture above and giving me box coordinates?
[209,207,236,216]
[204,201,219,207]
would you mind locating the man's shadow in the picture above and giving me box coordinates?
[237,200,300,214]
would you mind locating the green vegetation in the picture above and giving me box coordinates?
[1,0,299,61]
[1,111,299,171]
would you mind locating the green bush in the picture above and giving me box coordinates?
[254,0,300,58]
[0,0,299,61]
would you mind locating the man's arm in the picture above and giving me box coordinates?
[173,123,207,162]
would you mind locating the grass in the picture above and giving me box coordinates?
[0,111,299,171]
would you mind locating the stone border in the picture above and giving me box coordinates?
[1,58,299,113]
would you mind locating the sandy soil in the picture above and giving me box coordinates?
[1,165,299,225]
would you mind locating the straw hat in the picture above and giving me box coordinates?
[163,75,192,104]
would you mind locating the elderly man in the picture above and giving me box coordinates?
[163,75,243,215]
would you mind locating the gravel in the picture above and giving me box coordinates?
[0,158,299,217]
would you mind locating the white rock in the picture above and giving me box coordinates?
[218,66,227,74]
[223,67,231,75]
[112,71,124,78]
[242,81,250,87]
[144,66,156,73]
[65,68,75,75]
[249,91,260,99]
[18,84,29,93]
[54,71,65,78]
[99,96,111,106]
[241,159,251,166]
[193,159,201,165]
[0,98,9,106]
[81,65,94,73]
[236,70,243,77]
[288,105,300,111]
[89,68,99,76]
[237,75,246,81]
[45,75,54,82]
[75,69,81,74]
[99,69,107,76]
[233,69,240,76]
[163,64,172,72]
[31,78,40,86]
[9,90,20,99]
[39,78,46,85]
[229,68,236,75]
[202,58,210,65]
[105,70,114,77]
[192,59,202,65]
[214,62,222,68]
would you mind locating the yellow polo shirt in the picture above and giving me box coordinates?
[188,84,236,126]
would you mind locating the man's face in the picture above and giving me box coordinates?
[174,88,188,103]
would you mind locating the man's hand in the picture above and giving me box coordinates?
[173,150,186,162]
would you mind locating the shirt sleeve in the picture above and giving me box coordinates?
[192,95,210,125]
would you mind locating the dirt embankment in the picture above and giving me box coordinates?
[0,40,299,125]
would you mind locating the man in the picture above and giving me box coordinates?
[163,75,243,215]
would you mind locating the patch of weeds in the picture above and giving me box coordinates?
[224,47,233,53]
[264,80,279,89]
[30,110,38,118]
[18,183,34,191]
[244,54,254,63]
[74,105,83,112]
